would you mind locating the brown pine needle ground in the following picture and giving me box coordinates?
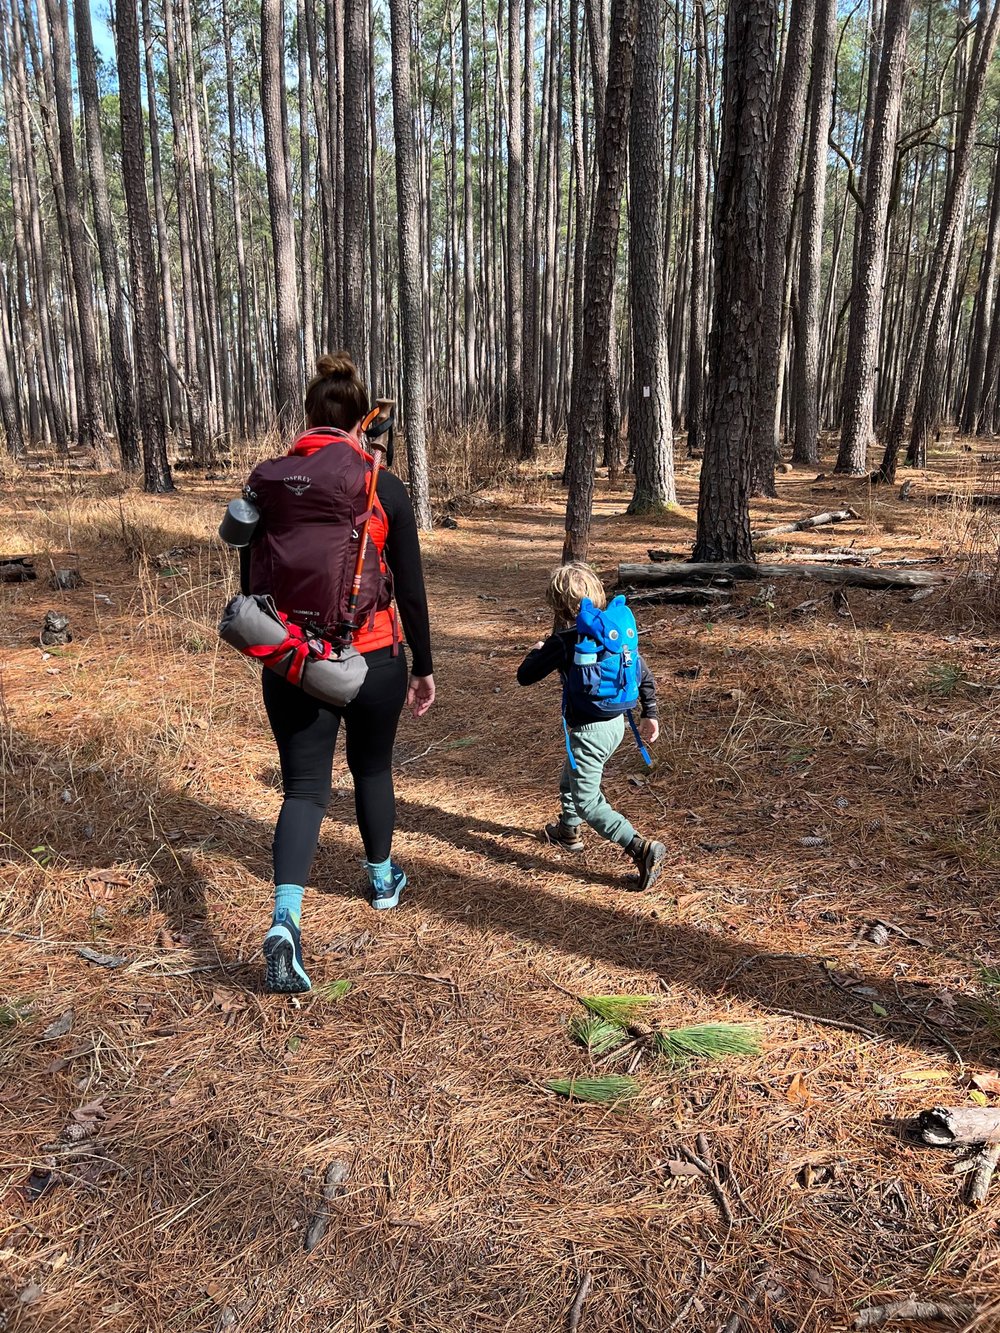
[2,441,1000,1331]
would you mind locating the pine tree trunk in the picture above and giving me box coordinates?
[461,0,477,416]
[836,0,914,475]
[306,0,336,359]
[389,0,434,531]
[261,0,302,430]
[520,0,539,458]
[567,0,587,461]
[298,0,317,377]
[962,135,1000,433]
[687,0,709,459]
[162,0,209,460]
[693,0,777,563]
[749,0,816,497]
[221,0,256,436]
[877,0,1000,481]
[140,0,181,436]
[367,0,384,395]
[343,0,367,367]
[627,0,675,514]
[116,0,173,493]
[0,279,24,455]
[74,0,139,470]
[505,0,526,456]
[793,0,836,465]
[45,0,111,465]
[179,0,222,448]
[563,0,639,561]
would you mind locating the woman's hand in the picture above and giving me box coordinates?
[531,640,545,651]
[407,674,436,718]
[639,717,660,745]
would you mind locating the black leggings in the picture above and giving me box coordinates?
[262,646,408,886]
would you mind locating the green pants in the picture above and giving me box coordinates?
[559,715,636,849]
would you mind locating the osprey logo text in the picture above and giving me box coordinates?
[284,474,312,496]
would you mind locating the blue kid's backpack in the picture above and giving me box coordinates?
[563,596,651,768]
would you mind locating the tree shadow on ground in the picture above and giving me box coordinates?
[3,721,996,1063]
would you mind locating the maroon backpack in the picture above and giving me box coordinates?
[243,429,392,642]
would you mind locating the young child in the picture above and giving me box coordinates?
[517,561,666,891]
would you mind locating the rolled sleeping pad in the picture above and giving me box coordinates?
[219,498,261,547]
[218,594,368,707]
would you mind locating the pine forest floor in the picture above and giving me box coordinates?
[2,440,1000,1332]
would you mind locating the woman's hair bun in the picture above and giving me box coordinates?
[315,351,356,380]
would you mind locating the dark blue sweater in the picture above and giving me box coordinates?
[517,629,658,727]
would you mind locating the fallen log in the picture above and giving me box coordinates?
[966,1142,1000,1207]
[0,556,36,583]
[752,507,859,538]
[922,492,1000,508]
[853,1298,977,1329]
[916,1106,1000,1147]
[795,552,873,565]
[618,562,945,591]
[883,555,944,567]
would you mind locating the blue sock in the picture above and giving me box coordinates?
[273,884,304,927]
[365,857,392,884]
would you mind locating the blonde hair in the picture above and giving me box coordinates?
[546,561,607,620]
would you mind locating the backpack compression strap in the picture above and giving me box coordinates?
[242,614,333,686]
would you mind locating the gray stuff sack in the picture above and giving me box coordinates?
[218,593,368,708]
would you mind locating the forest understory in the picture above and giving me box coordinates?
[2,439,1000,1332]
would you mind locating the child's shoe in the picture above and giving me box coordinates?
[366,859,407,911]
[626,835,666,890]
[544,819,585,852]
[262,908,312,993]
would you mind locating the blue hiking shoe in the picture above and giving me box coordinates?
[366,860,407,911]
[262,908,311,993]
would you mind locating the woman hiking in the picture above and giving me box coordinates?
[238,352,434,995]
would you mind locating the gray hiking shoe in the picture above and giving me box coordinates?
[627,836,667,891]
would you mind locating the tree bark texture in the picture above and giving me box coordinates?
[342,0,367,371]
[115,0,173,493]
[261,0,301,431]
[836,0,915,474]
[793,0,837,466]
[877,0,1000,481]
[563,0,639,562]
[45,0,110,464]
[627,0,675,513]
[693,0,777,563]
[389,0,433,531]
[74,0,138,470]
[749,0,817,496]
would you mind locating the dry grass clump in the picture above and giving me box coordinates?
[2,439,1000,1330]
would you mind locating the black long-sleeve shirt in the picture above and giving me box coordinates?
[517,629,657,726]
[238,469,433,677]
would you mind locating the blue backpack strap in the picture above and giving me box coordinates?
[562,679,578,771]
[627,709,652,767]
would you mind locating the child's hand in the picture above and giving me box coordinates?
[530,640,545,651]
[639,717,659,744]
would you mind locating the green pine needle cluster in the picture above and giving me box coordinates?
[579,994,657,1026]
[545,1076,640,1105]
[567,1012,626,1056]
[653,1023,761,1066]
[316,979,352,1001]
